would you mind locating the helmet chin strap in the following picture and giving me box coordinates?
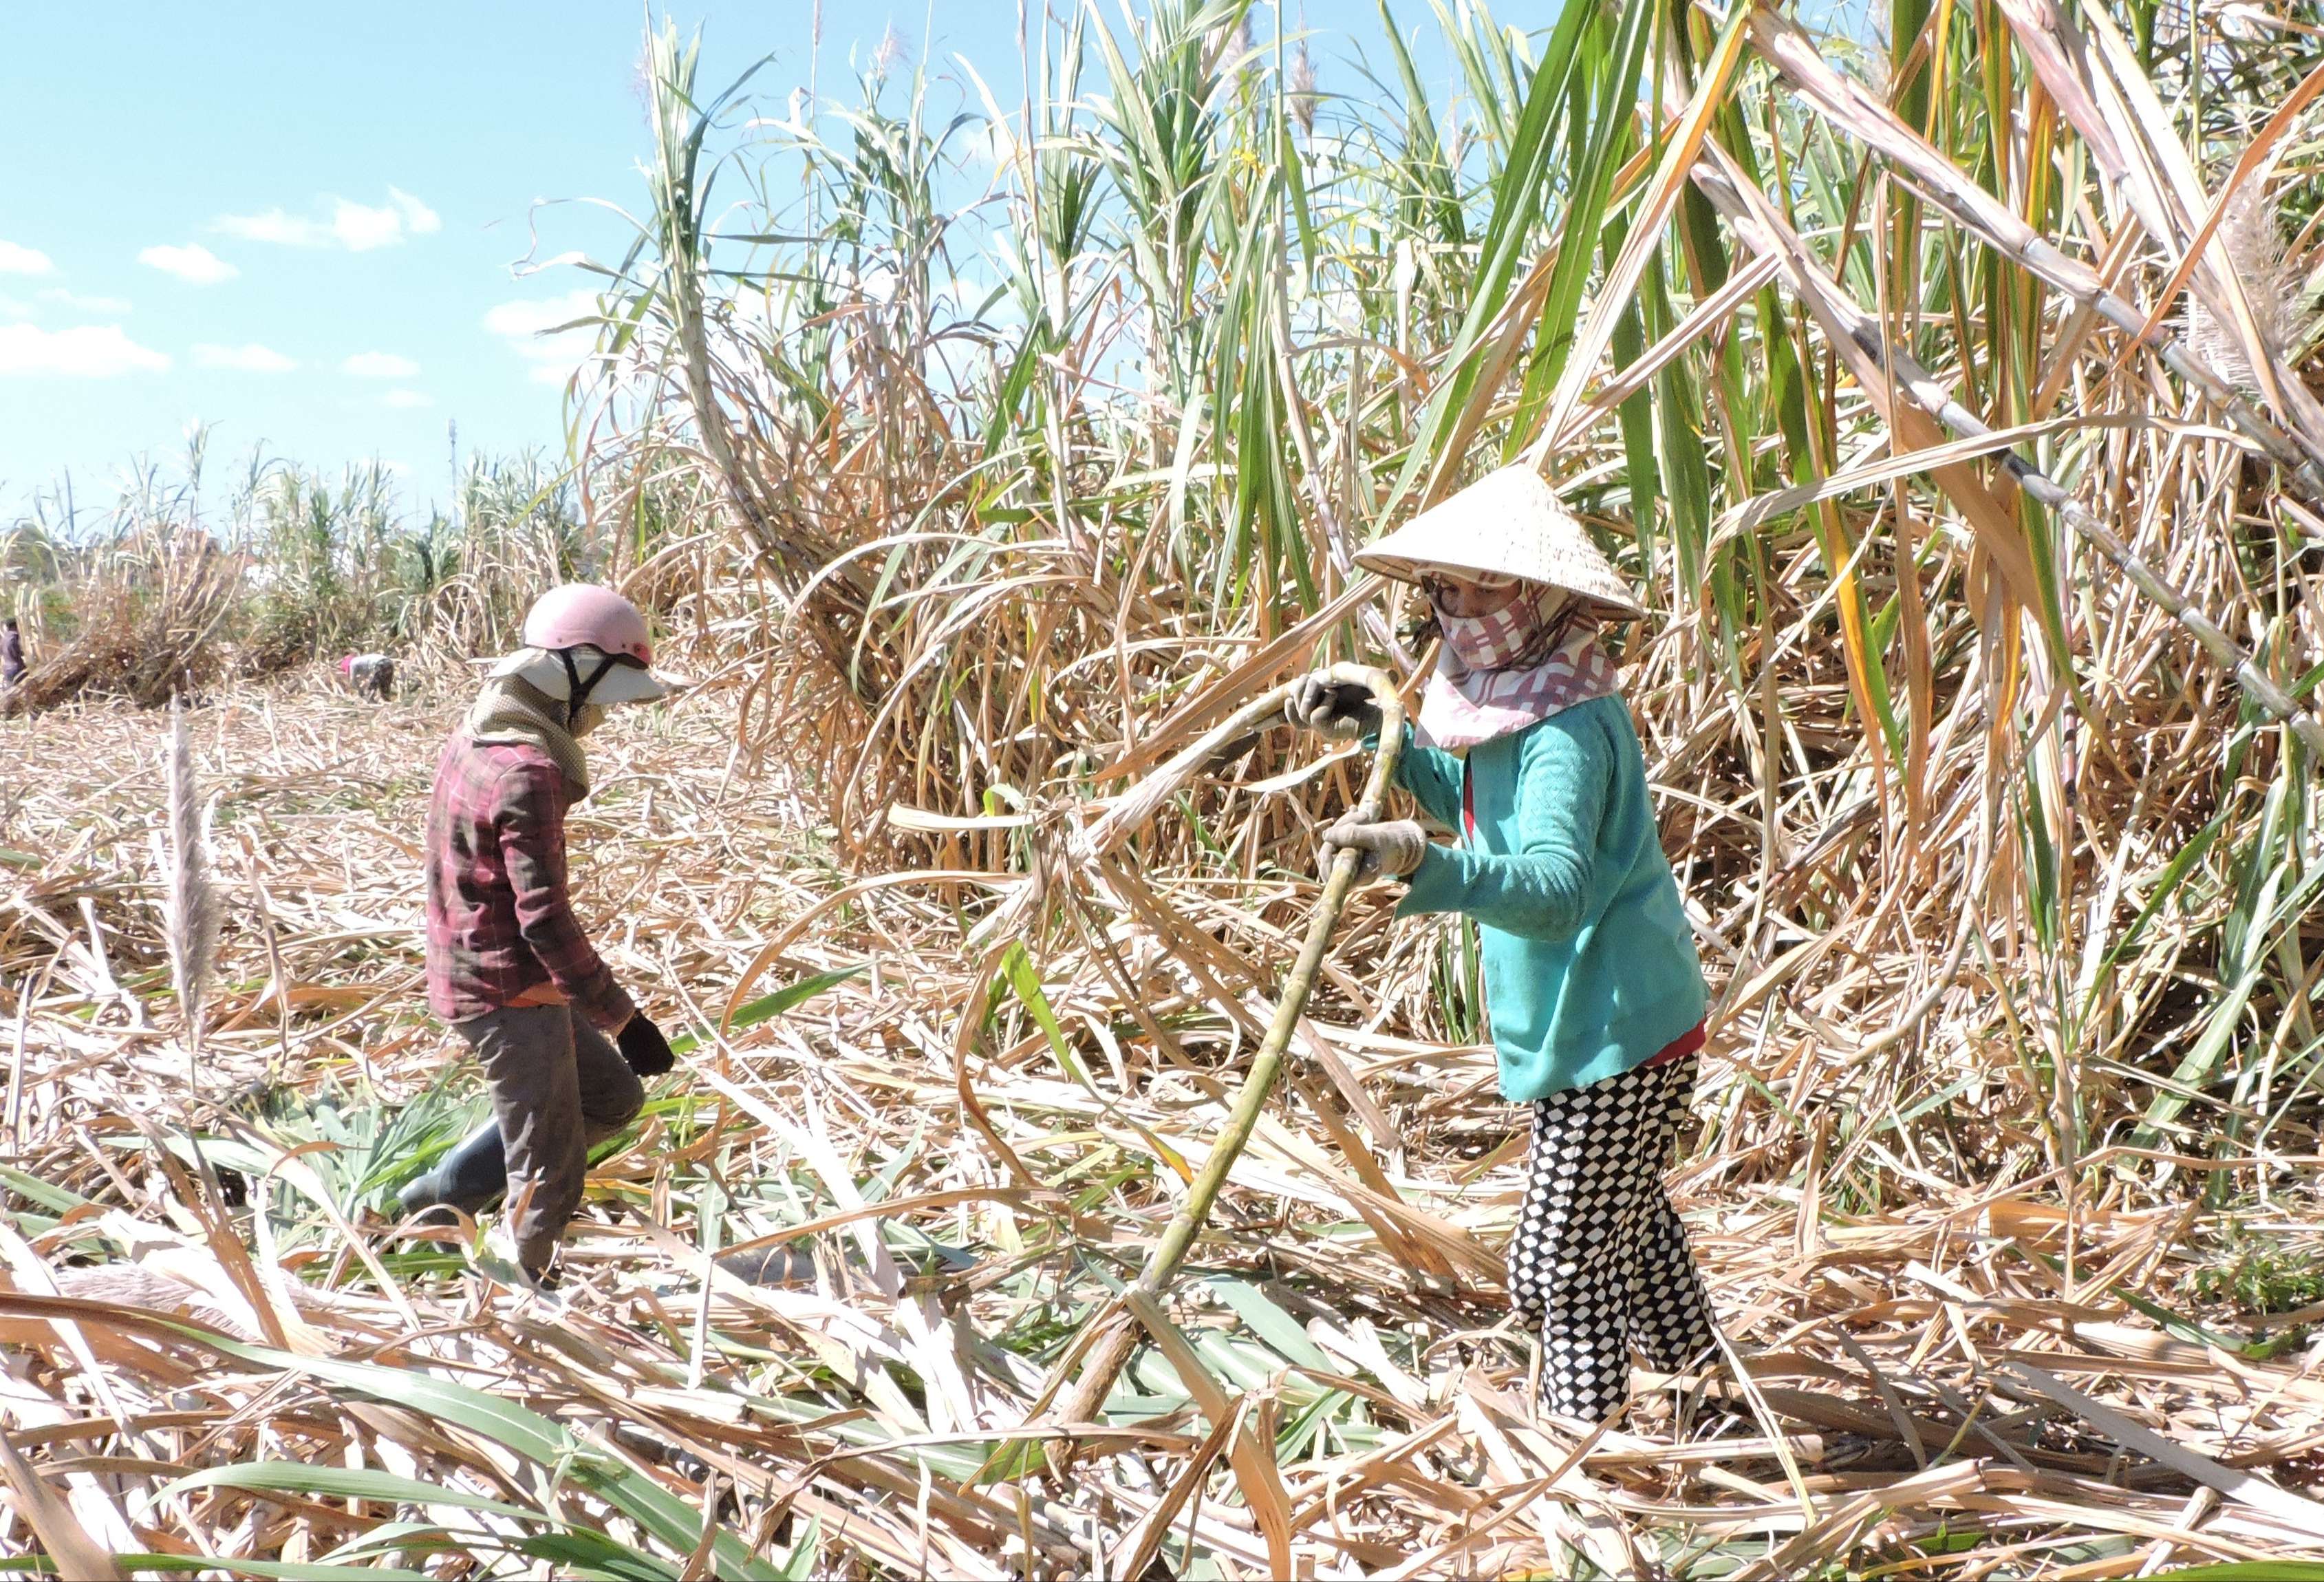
[555,649,620,730]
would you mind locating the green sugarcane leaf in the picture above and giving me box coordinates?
[131,1318,789,1581]
[1000,942,1093,1087]
[508,1532,685,1581]
[321,1519,682,1579]
[1507,0,1653,450]
[0,1165,87,1215]
[87,1559,433,1582]
[1386,0,1600,513]
[163,1461,550,1524]
[2100,811,2228,974]
[1204,1275,1339,1372]
[774,1516,824,1581]
[669,967,863,1057]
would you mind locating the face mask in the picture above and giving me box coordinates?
[1434,584,1570,671]
[491,645,645,731]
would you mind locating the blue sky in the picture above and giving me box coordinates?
[1,3,1031,519]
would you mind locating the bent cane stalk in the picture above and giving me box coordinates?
[1054,663,1405,1429]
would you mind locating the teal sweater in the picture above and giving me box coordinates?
[1394,694,1706,1101]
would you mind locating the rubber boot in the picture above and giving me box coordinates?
[398,1121,507,1219]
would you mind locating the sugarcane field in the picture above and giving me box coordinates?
[6,1,2324,1576]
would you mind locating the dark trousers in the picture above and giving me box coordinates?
[1507,1054,1719,1420]
[451,1004,643,1270]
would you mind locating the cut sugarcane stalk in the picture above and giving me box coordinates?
[1053,663,1406,1429]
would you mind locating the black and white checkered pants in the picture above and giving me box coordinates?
[1508,1053,1718,1420]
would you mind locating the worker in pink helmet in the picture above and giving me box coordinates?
[338,652,396,701]
[402,584,678,1287]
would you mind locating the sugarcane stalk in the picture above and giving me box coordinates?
[1743,5,2324,502]
[1055,663,1405,1427]
[1692,146,2324,762]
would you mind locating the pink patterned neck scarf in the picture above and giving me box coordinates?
[1417,586,1621,751]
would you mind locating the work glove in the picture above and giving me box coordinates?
[1283,673,1381,742]
[1320,814,1429,884]
[618,1012,678,1078]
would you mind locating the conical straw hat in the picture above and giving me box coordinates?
[1355,464,1646,619]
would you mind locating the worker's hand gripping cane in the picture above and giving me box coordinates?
[1283,672,1382,740]
[1286,670,1425,885]
[1317,814,1427,882]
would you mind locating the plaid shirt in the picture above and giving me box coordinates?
[424,732,636,1032]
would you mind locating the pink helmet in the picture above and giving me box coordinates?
[521,584,653,666]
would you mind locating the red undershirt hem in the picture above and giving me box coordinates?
[1644,1022,1706,1067]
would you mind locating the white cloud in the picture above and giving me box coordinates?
[382,388,432,408]
[482,290,599,339]
[394,189,440,226]
[39,288,132,314]
[194,341,297,373]
[327,204,403,252]
[215,187,441,253]
[0,323,170,377]
[343,351,418,378]
[213,211,316,247]
[140,244,238,284]
[0,242,54,276]
[485,288,599,385]
[386,187,442,235]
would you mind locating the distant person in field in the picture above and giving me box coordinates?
[339,652,395,701]
[1286,466,1717,1423]
[401,584,679,1289]
[1,618,24,691]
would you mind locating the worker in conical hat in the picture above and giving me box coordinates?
[1285,465,1719,1423]
[401,584,681,1288]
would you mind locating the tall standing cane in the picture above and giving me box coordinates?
[1051,663,1405,1429]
